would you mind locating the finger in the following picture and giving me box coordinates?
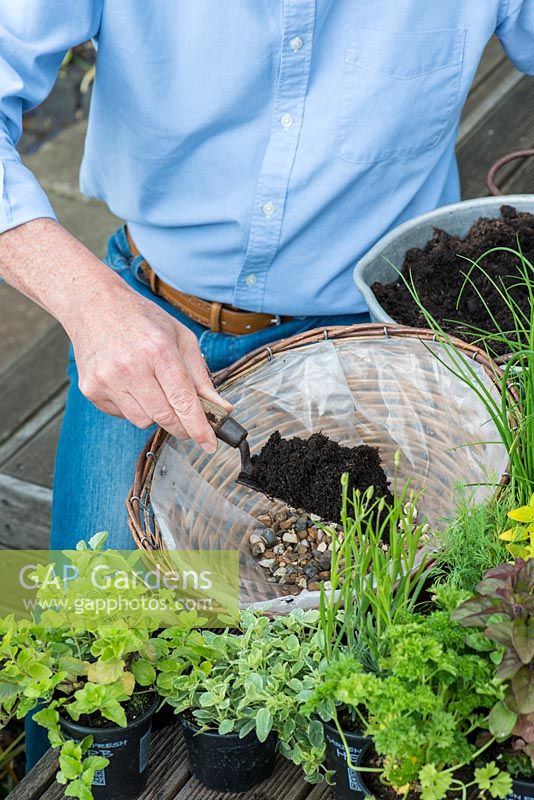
[112,391,156,430]
[155,359,217,452]
[92,398,125,418]
[180,337,233,412]
[129,377,189,439]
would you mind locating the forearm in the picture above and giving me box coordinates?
[0,218,129,337]
[0,217,226,450]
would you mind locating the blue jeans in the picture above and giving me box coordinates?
[50,225,370,551]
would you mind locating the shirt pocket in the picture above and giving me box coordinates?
[337,27,466,164]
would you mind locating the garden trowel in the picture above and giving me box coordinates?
[200,398,261,490]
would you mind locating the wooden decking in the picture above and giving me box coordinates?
[9,725,331,800]
[0,37,533,552]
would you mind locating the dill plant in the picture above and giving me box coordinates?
[433,488,512,593]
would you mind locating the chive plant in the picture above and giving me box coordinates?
[399,245,534,505]
[318,473,432,673]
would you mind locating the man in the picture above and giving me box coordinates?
[0,2,533,551]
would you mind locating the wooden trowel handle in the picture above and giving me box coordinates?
[200,398,248,449]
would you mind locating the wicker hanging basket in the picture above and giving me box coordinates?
[127,323,508,608]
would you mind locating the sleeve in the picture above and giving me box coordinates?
[496,0,534,75]
[0,1,103,234]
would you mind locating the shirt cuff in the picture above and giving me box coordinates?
[0,158,57,235]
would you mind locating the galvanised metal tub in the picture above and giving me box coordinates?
[354,194,534,323]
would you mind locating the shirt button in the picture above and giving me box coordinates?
[290,36,303,51]
[245,274,257,287]
[280,112,294,128]
[262,201,277,217]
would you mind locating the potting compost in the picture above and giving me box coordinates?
[372,205,534,351]
[148,339,506,609]
[246,431,391,523]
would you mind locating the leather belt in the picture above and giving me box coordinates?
[126,228,292,335]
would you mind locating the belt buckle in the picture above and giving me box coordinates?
[270,314,282,326]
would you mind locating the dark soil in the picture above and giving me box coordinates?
[65,690,155,729]
[372,205,534,355]
[246,431,392,523]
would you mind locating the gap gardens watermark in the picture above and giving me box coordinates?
[0,545,239,627]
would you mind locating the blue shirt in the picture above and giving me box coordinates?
[1,1,533,316]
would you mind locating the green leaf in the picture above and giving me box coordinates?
[238,719,256,738]
[102,703,127,728]
[488,701,517,738]
[218,719,235,735]
[488,772,514,799]
[131,659,156,687]
[27,662,53,681]
[83,755,108,772]
[255,708,273,743]
[308,719,324,749]
[419,764,453,800]
[34,706,62,746]
[88,531,108,550]
[64,778,94,800]
[198,692,216,707]
[86,659,124,685]
[58,741,84,781]
[0,681,19,704]
[475,762,513,799]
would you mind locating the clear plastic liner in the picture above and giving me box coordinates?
[150,338,507,611]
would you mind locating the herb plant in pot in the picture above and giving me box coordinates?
[453,557,534,800]
[311,477,435,800]
[0,535,168,800]
[156,609,325,792]
[325,592,512,800]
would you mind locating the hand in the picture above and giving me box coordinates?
[69,281,232,452]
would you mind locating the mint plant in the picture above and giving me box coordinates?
[0,534,171,800]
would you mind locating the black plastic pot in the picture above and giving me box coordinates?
[59,696,158,800]
[324,721,372,800]
[507,777,534,800]
[181,715,277,793]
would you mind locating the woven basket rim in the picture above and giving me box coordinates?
[126,322,508,552]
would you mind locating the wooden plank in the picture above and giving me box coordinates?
[138,725,190,800]
[36,727,191,800]
[458,75,534,199]
[0,389,67,468]
[499,151,534,195]
[459,36,520,139]
[0,285,56,373]
[459,61,522,143]
[0,473,51,550]
[0,324,69,447]
[303,782,333,800]
[9,723,322,800]
[2,412,63,489]
[471,37,505,90]
[7,747,58,800]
